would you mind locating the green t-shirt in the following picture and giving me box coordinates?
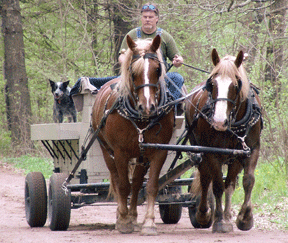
[120,27,180,64]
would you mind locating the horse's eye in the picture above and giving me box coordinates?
[206,79,214,93]
[236,79,242,93]
[156,67,161,76]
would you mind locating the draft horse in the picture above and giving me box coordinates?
[91,35,174,235]
[185,49,262,233]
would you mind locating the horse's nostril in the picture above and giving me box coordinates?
[150,104,156,112]
[224,119,229,127]
[138,104,144,112]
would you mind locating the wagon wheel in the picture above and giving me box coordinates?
[159,203,182,224]
[159,185,182,224]
[48,173,71,231]
[25,172,47,227]
[188,172,215,228]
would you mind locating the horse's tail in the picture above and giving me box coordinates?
[190,170,213,196]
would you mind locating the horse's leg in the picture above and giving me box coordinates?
[224,162,242,222]
[236,147,259,231]
[195,157,213,226]
[211,158,233,233]
[103,149,133,233]
[129,160,148,231]
[140,151,167,236]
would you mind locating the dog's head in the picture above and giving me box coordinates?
[49,80,70,101]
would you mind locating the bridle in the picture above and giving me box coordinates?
[129,52,162,103]
[203,75,243,126]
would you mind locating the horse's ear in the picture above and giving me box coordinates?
[212,48,220,66]
[151,35,161,52]
[235,50,244,68]
[127,35,137,51]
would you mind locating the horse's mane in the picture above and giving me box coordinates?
[118,38,166,97]
[210,55,249,102]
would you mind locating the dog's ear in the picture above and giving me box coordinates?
[49,79,56,92]
[62,81,70,90]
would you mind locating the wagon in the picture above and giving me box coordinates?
[25,77,250,231]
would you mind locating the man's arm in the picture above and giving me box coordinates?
[163,30,183,67]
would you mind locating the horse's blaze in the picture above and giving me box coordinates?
[141,57,157,116]
[212,77,232,131]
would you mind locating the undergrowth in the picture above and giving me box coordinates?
[3,155,53,179]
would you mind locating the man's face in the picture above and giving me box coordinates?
[141,11,158,32]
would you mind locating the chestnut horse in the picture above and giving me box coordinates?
[91,35,174,235]
[185,49,262,233]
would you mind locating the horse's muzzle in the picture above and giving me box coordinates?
[211,118,229,131]
[137,102,157,117]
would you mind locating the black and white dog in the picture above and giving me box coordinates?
[49,80,77,123]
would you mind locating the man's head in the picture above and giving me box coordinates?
[141,3,159,34]
[141,3,159,16]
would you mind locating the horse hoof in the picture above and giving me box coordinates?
[196,208,211,226]
[116,220,134,234]
[212,221,233,233]
[236,215,253,231]
[140,226,158,236]
[236,207,254,231]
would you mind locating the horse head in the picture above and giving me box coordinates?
[125,35,164,117]
[206,48,249,131]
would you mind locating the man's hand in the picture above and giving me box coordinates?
[172,55,183,67]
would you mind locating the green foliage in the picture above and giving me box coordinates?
[0,130,12,156]
[3,155,53,179]
[232,161,287,205]
[0,0,287,177]
[232,160,288,230]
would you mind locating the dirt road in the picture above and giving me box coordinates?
[0,162,287,243]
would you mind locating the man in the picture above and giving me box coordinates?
[119,3,183,69]
[118,3,184,106]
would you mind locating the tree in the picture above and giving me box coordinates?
[1,0,32,150]
[264,0,287,100]
[112,0,138,75]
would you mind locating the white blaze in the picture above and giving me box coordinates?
[144,58,150,107]
[213,76,232,124]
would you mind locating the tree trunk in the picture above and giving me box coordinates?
[112,1,137,75]
[1,0,32,150]
[264,0,287,100]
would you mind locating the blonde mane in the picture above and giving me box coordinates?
[210,55,249,102]
[118,38,166,97]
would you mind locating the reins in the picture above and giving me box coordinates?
[182,63,210,74]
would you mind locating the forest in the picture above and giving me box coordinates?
[0,0,287,179]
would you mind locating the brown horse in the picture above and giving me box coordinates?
[91,35,174,235]
[185,49,262,233]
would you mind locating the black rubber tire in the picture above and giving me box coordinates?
[159,204,182,224]
[48,173,71,231]
[189,189,215,228]
[25,172,47,227]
